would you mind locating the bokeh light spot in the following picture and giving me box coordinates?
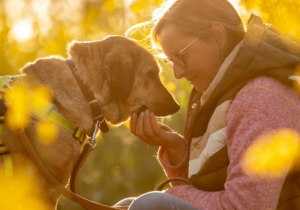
[37,122,58,144]
[5,84,31,130]
[32,86,53,110]
[166,82,176,92]
[12,20,33,41]
[242,129,300,179]
[103,0,116,12]
[0,173,51,210]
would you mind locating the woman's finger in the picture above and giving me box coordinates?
[158,123,174,132]
[135,112,153,145]
[150,112,163,137]
[130,112,138,134]
[143,109,156,139]
[136,112,157,145]
[136,112,145,137]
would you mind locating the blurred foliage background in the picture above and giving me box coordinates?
[0,0,299,209]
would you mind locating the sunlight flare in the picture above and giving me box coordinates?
[12,20,33,41]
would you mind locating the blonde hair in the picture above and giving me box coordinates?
[126,0,245,57]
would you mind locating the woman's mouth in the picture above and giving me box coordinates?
[186,77,196,82]
[188,77,196,84]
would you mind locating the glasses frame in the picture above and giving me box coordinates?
[164,37,199,68]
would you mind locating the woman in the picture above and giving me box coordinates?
[127,0,300,209]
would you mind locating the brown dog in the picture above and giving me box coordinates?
[0,36,179,209]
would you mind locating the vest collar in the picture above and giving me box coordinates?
[200,41,243,106]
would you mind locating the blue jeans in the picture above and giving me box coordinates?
[128,191,200,210]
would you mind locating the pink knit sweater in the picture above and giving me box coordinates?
[158,76,300,210]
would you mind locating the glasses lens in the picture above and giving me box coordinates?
[164,58,173,68]
[172,54,186,68]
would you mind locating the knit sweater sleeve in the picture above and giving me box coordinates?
[157,138,189,186]
[158,77,300,209]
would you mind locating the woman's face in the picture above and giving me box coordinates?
[158,24,223,93]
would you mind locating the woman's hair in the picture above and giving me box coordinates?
[150,0,245,58]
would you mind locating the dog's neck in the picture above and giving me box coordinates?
[66,58,109,133]
[68,55,130,125]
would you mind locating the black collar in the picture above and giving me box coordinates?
[66,58,109,133]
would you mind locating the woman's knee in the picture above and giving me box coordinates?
[129,191,168,210]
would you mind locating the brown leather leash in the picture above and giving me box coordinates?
[70,120,100,195]
[70,142,94,194]
[18,126,120,210]
[155,177,192,191]
[18,125,192,210]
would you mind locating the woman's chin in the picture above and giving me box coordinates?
[192,79,210,93]
[193,84,205,93]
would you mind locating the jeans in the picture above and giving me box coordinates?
[128,191,200,210]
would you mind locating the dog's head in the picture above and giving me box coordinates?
[68,36,180,125]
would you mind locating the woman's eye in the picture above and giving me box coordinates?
[147,71,156,79]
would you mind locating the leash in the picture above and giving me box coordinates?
[155,177,192,191]
[70,121,99,194]
[18,121,192,210]
[18,124,120,210]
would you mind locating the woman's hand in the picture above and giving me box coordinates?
[130,109,186,165]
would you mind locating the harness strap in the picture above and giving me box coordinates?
[0,116,4,124]
[18,126,119,210]
[0,99,6,118]
[48,110,85,141]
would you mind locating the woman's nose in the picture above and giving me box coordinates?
[173,64,185,79]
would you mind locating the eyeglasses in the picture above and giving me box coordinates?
[164,37,199,68]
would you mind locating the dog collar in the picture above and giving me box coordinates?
[66,58,109,133]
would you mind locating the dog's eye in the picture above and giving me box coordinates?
[147,71,156,79]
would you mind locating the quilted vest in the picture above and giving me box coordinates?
[183,14,300,210]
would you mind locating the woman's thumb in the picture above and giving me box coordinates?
[158,123,173,132]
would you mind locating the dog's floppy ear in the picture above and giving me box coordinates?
[68,41,90,60]
[68,41,103,73]
[104,54,137,100]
